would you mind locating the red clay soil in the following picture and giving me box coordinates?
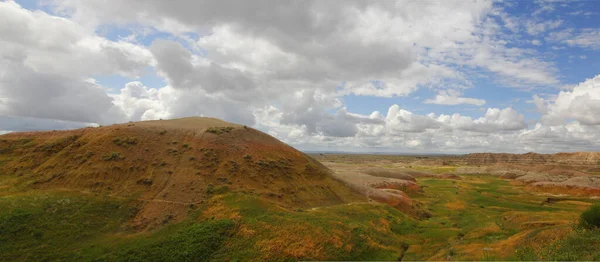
[524,183,600,197]
[0,117,364,229]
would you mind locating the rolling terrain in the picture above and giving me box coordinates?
[315,153,600,260]
[0,117,419,261]
[1,118,599,260]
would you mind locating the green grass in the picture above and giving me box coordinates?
[207,194,416,261]
[0,192,136,261]
[514,228,600,261]
[401,175,595,260]
[513,204,600,261]
[0,192,238,261]
[0,191,415,261]
[579,204,600,229]
[0,174,596,261]
[86,219,236,262]
[411,166,458,174]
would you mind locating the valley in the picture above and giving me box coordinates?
[315,154,600,260]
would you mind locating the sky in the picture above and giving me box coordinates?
[1,0,600,154]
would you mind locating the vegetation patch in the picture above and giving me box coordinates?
[112,137,138,147]
[0,193,135,262]
[102,152,125,161]
[0,138,36,154]
[206,127,235,135]
[93,220,236,262]
[207,193,413,261]
[514,204,600,261]
[0,172,595,261]
[578,204,600,230]
[35,135,79,153]
[400,175,594,261]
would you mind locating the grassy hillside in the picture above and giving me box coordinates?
[0,190,414,261]
[1,175,597,261]
[2,119,598,260]
[0,117,413,260]
[0,117,364,229]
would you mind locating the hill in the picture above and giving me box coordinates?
[0,117,363,228]
[2,124,598,261]
[0,117,429,261]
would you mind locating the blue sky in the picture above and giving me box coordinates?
[2,0,600,153]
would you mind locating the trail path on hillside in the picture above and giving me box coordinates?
[308,201,371,211]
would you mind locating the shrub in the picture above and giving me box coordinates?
[205,184,214,194]
[213,186,229,194]
[36,135,78,153]
[102,152,124,161]
[206,127,219,134]
[206,127,234,135]
[112,137,138,147]
[579,204,600,230]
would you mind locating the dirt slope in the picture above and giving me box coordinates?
[0,117,363,228]
[466,152,600,165]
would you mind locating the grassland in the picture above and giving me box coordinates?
[0,190,415,261]
[403,175,597,260]
[1,173,597,261]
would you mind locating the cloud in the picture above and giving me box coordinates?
[0,2,153,77]
[0,1,152,124]
[385,105,441,133]
[525,19,563,35]
[0,62,126,124]
[3,0,600,154]
[564,29,600,50]
[437,108,527,133]
[50,0,557,94]
[425,89,486,106]
[0,115,97,133]
[566,10,597,17]
[538,75,600,125]
[110,81,256,126]
[253,103,559,153]
[548,28,600,50]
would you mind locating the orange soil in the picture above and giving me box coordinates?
[0,117,363,229]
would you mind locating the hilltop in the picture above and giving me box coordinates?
[0,117,363,228]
